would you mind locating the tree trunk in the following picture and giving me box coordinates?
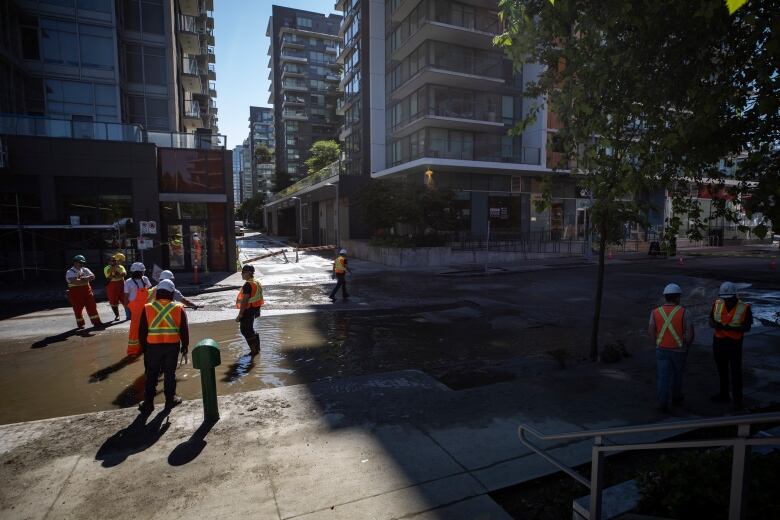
[590,222,608,361]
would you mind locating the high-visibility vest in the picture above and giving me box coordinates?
[713,299,749,340]
[104,264,126,282]
[653,304,686,349]
[235,279,264,308]
[334,255,346,274]
[143,299,183,344]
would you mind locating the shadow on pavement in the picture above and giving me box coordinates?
[31,328,96,349]
[167,419,218,466]
[94,409,171,467]
[89,355,142,383]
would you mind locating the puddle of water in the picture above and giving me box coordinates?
[739,289,780,327]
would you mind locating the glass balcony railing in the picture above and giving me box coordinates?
[389,136,541,167]
[182,57,199,75]
[178,14,197,33]
[391,102,506,132]
[0,114,144,142]
[183,100,201,118]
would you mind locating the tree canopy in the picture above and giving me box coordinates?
[305,140,340,175]
[495,0,779,358]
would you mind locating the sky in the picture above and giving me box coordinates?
[213,0,339,150]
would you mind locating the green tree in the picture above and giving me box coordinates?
[357,180,454,237]
[238,193,266,226]
[305,140,340,175]
[495,0,767,360]
[254,144,273,165]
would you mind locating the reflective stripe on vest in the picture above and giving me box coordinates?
[235,279,264,308]
[713,299,748,340]
[654,305,684,348]
[144,300,182,344]
[334,256,346,273]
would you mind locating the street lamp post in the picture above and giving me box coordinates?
[290,196,303,245]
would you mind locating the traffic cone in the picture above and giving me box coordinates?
[678,255,684,266]
[771,257,777,271]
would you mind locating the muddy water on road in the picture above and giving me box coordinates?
[1,305,588,425]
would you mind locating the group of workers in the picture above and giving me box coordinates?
[649,280,753,413]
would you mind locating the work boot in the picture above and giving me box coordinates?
[249,338,260,355]
[138,401,154,414]
[165,396,183,409]
[111,306,119,320]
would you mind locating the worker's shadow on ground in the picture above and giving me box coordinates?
[94,409,171,467]
[221,352,258,382]
[168,419,217,466]
[31,328,96,349]
[89,355,142,383]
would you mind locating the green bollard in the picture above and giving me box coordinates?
[192,338,221,422]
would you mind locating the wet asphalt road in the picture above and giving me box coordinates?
[1,237,778,425]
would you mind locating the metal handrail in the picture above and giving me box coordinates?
[519,412,780,520]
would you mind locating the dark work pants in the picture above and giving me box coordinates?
[144,343,179,403]
[240,307,260,345]
[329,273,348,299]
[713,340,743,402]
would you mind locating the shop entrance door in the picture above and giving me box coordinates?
[576,207,590,240]
[165,221,207,272]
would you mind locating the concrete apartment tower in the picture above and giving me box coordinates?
[248,106,275,200]
[266,5,342,190]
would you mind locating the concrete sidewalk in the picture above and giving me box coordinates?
[2,326,778,519]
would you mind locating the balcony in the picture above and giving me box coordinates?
[390,18,498,63]
[207,46,216,63]
[281,35,306,50]
[0,114,144,142]
[207,63,216,81]
[391,105,506,139]
[209,99,218,115]
[208,80,217,98]
[325,73,340,82]
[179,0,200,17]
[182,100,202,129]
[391,66,505,101]
[281,66,306,80]
[282,110,308,121]
[282,97,306,109]
[200,26,215,46]
[177,15,200,54]
[390,0,422,24]
[280,51,308,64]
[181,57,203,92]
[325,44,338,54]
[281,80,308,92]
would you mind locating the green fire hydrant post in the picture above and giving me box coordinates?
[192,338,221,422]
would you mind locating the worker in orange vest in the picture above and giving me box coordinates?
[124,262,151,356]
[137,279,189,413]
[648,283,694,413]
[329,248,350,302]
[235,264,264,355]
[103,252,127,320]
[709,282,753,410]
[65,254,103,329]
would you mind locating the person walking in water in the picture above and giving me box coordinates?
[66,255,103,329]
[124,262,151,356]
[329,249,350,302]
[235,264,263,355]
[104,253,127,320]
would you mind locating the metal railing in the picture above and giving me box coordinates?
[182,57,200,75]
[450,231,588,256]
[178,14,197,32]
[0,114,144,142]
[518,412,780,520]
[269,161,341,202]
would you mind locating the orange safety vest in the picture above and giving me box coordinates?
[713,299,749,341]
[334,255,346,274]
[235,279,264,308]
[653,304,686,349]
[143,299,183,344]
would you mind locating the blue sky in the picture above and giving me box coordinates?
[213,0,338,149]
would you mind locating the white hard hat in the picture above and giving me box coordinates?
[663,283,682,295]
[156,279,175,293]
[339,248,347,255]
[719,281,737,298]
[130,262,146,272]
[160,270,175,280]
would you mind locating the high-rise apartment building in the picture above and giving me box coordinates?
[266,6,341,189]
[232,144,244,203]
[0,0,218,134]
[248,106,275,199]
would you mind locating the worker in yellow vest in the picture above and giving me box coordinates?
[329,248,350,302]
[648,283,694,413]
[709,282,752,410]
[235,264,264,355]
[103,252,127,320]
[137,279,189,413]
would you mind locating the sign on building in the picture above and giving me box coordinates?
[139,220,157,235]
[137,237,154,250]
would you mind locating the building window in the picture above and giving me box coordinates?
[78,0,112,13]
[123,0,164,35]
[41,19,79,66]
[127,95,169,130]
[124,44,166,86]
[296,16,312,28]
[79,25,114,70]
[21,16,40,60]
